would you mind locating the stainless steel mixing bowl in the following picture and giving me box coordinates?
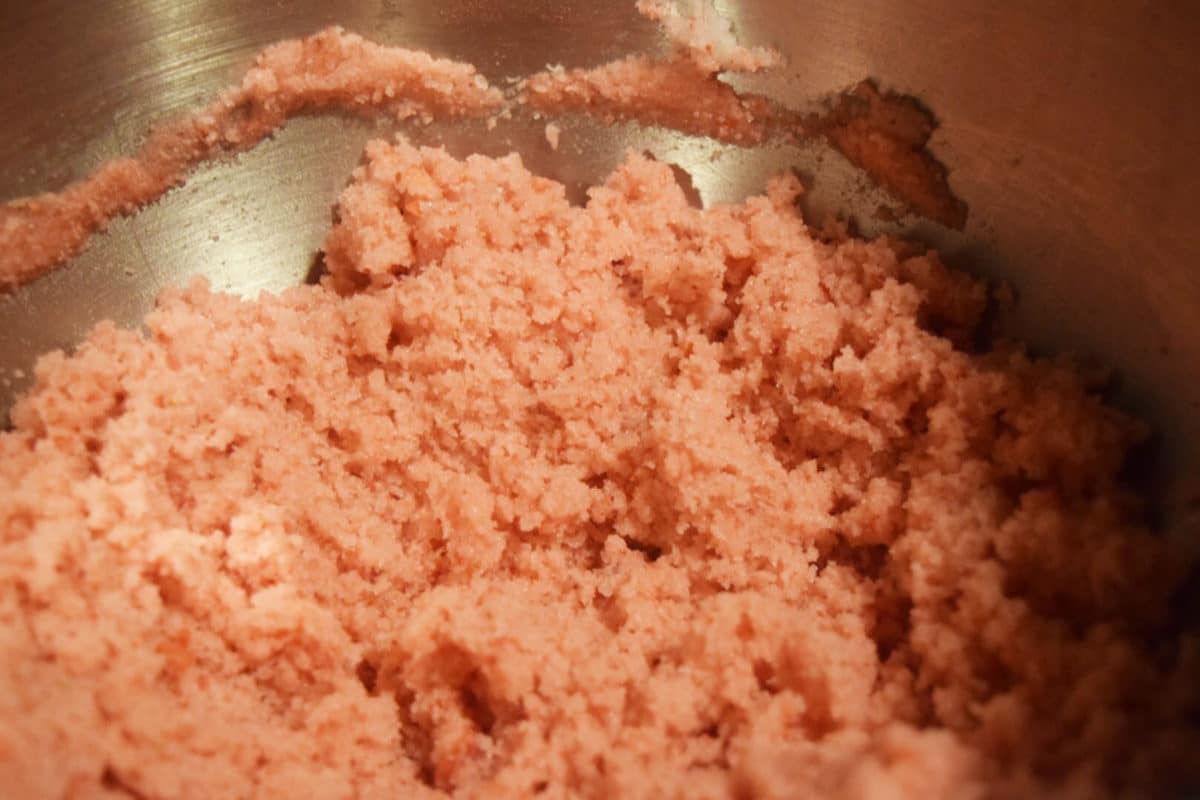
[1,0,1198,529]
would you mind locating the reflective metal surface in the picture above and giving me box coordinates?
[1,0,1198,525]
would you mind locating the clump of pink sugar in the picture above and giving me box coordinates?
[0,140,1196,798]
[0,3,1195,797]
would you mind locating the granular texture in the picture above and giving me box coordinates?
[0,11,970,296]
[522,1,967,228]
[520,0,780,146]
[0,28,501,291]
[1,141,1197,799]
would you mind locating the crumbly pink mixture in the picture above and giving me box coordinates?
[511,7,971,227]
[0,6,966,294]
[1,140,1197,799]
[0,28,501,291]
